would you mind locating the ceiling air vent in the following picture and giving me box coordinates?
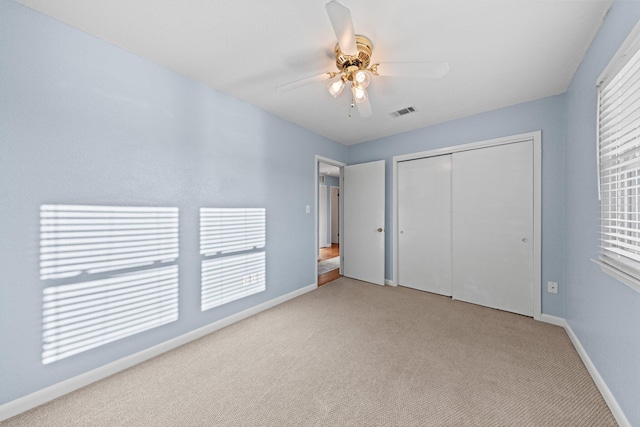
[389,106,417,118]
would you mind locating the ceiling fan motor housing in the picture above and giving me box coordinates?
[334,35,372,79]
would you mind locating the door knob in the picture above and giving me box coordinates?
[522,238,528,243]
[377,228,383,232]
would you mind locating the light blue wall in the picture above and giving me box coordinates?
[348,95,566,317]
[324,175,340,189]
[563,1,640,424]
[0,0,347,405]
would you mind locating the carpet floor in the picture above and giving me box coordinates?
[2,277,615,426]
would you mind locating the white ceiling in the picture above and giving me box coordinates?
[319,162,341,177]
[16,0,613,145]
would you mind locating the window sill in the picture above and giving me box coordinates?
[592,259,640,293]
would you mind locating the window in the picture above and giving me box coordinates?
[200,208,266,310]
[40,205,179,364]
[597,20,640,291]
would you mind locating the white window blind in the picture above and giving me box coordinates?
[40,205,179,364]
[200,208,266,310]
[598,33,640,284]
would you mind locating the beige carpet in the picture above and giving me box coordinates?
[2,278,615,426]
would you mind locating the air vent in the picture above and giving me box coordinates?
[389,106,417,118]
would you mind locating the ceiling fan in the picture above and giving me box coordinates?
[276,0,450,118]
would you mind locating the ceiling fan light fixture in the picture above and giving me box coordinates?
[353,69,371,88]
[328,77,346,98]
[351,84,368,103]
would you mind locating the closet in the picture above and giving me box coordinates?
[397,139,535,317]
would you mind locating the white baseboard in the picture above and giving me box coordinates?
[538,314,629,425]
[0,283,317,422]
[384,279,396,287]
[538,313,566,327]
[561,319,630,427]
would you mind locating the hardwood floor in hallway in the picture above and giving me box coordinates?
[318,243,340,261]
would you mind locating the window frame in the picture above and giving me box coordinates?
[595,18,640,293]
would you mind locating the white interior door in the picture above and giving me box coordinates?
[330,186,340,244]
[398,155,452,295]
[452,141,534,316]
[319,184,328,248]
[343,160,385,285]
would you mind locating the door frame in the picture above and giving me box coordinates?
[391,131,542,320]
[315,155,346,284]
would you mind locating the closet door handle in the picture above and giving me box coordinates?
[377,228,383,232]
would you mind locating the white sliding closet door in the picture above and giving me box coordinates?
[452,141,534,316]
[398,155,452,295]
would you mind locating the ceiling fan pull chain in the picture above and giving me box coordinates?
[348,94,355,117]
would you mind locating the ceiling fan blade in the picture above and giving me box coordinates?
[276,72,333,93]
[374,62,450,79]
[325,1,357,56]
[356,97,373,118]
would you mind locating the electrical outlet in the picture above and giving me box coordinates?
[547,281,558,294]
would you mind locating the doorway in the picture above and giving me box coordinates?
[317,157,345,286]
[319,185,341,285]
